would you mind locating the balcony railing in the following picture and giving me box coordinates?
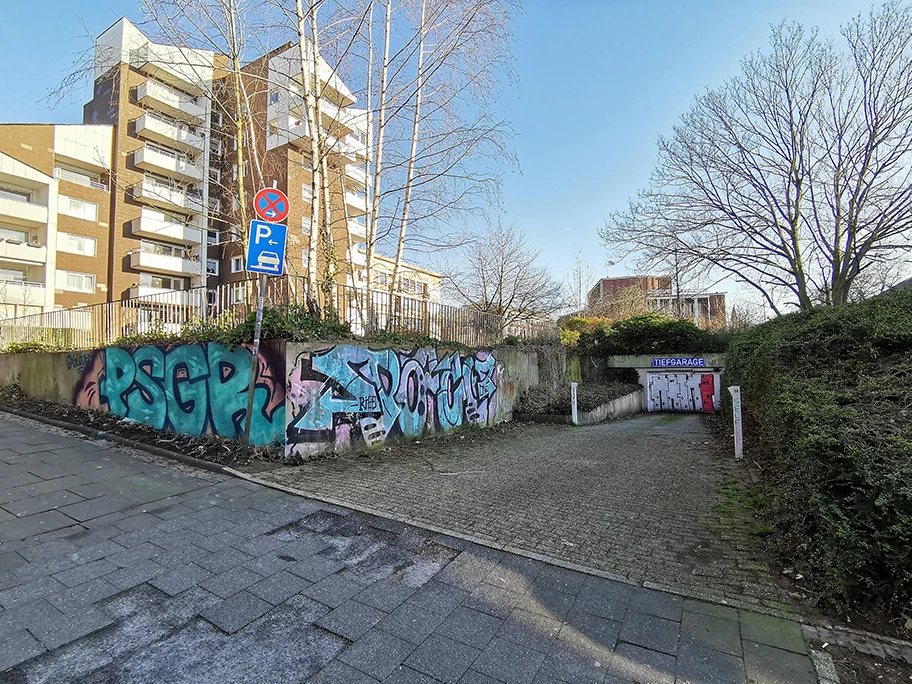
[53,167,108,191]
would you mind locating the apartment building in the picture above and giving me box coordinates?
[0,17,440,320]
[84,18,218,302]
[0,124,113,317]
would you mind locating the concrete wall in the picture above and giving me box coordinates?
[0,342,287,446]
[284,343,540,459]
[0,341,543,456]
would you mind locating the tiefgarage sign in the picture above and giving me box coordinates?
[652,357,707,368]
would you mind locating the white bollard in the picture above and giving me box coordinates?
[570,382,579,426]
[728,385,743,461]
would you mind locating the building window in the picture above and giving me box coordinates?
[302,217,312,233]
[269,90,280,105]
[58,233,97,257]
[59,271,95,293]
[140,240,188,258]
[229,281,246,305]
[206,259,219,276]
[0,226,29,243]
[211,111,222,127]
[268,119,278,136]
[232,164,238,181]
[302,184,313,202]
[207,230,219,245]
[209,138,222,156]
[231,256,244,273]
[58,196,98,222]
[140,274,186,290]
[0,267,26,283]
[0,186,31,203]
[210,168,221,184]
[373,272,388,286]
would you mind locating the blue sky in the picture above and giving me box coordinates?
[0,0,880,301]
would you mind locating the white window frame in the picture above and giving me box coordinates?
[207,259,219,276]
[60,271,95,294]
[58,196,98,222]
[230,256,244,273]
[58,232,97,257]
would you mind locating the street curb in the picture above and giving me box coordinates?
[0,406,231,475]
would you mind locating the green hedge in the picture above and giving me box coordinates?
[723,289,912,612]
[561,313,730,355]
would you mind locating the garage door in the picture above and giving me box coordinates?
[647,372,719,413]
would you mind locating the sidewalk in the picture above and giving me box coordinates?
[0,411,822,683]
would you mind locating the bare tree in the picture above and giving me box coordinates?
[601,2,912,314]
[444,224,567,325]
[566,250,595,313]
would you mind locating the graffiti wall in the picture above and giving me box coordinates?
[73,342,285,445]
[645,371,720,413]
[286,345,500,457]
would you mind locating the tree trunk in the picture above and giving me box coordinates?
[389,0,426,305]
[367,0,392,331]
[295,0,322,302]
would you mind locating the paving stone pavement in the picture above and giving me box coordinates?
[0,411,819,683]
[259,414,795,613]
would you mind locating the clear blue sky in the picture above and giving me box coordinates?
[0,0,879,298]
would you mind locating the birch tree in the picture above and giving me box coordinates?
[601,2,912,313]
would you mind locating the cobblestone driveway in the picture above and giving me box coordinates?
[258,414,795,614]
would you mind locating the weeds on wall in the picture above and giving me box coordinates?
[723,288,912,620]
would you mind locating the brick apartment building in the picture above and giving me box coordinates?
[0,17,440,320]
[587,275,726,329]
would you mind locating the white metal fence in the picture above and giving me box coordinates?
[0,277,555,350]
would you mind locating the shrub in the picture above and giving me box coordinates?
[723,288,912,614]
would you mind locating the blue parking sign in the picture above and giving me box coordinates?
[246,220,287,275]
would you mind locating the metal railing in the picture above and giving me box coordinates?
[0,277,555,350]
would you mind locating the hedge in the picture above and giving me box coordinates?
[723,288,912,613]
[561,313,730,355]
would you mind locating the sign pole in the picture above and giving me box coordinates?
[241,185,289,455]
[242,272,267,454]
[570,382,579,426]
[728,385,743,461]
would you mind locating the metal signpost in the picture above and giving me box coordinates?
[728,385,743,461]
[241,187,289,453]
[570,382,579,425]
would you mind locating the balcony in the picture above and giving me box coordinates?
[133,144,203,182]
[345,189,367,216]
[136,79,206,122]
[287,116,310,149]
[131,45,210,97]
[0,279,45,306]
[127,285,192,303]
[348,219,367,241]
[0,240,47,265]
[130,248,199,277]
[345,164,367,187]
[0,196,48,227]
[131,208,203,246]
[131,178,203,215]
[135,113,205,153]
[53,167,107,191]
